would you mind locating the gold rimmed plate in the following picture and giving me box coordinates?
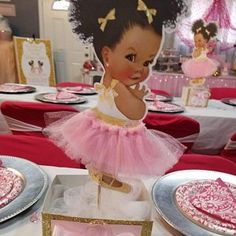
[0,155,48,223]
[35,92,87,104]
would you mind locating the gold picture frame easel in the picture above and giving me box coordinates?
[13,36,56,86]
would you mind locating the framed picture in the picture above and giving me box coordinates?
[42,213,153,236]
[13,36,56,86]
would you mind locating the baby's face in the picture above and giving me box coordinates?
[194,33,207,48]
[105,25,161,86]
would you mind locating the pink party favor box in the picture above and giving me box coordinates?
[41,175,153,236]
[182,86,210,107]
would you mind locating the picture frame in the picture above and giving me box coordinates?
[42,213,153,236]
[13,36,56,86]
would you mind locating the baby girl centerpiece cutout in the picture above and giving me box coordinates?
[181,19,218,107]
[43,0,188,234]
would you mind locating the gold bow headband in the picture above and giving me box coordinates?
[137,0,157,24]
[196,27,202,33]
[205,29,210,35]
[98,8,116,32]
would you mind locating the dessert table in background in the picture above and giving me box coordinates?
[148,71,236,97]
[0,85,235,154]
[0,165,180,236]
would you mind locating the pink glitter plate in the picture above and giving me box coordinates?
[0,167,24,208]
[175,179,236,235]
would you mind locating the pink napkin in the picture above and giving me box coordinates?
[190,178,236,225]
[153,101,177,110]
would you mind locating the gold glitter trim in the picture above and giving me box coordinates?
[13,36,56,86]
[42,213,153,236]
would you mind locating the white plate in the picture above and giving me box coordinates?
[0,155,48,223]
[152,170,236,236]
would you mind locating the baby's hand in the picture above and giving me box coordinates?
[192,48,201,58]
[129,84,149,100]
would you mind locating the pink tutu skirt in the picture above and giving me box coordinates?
[45,110,185,178]
[182,58,217,78]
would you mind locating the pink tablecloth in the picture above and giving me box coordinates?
[148,72,236,97]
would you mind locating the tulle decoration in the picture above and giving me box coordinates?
[181,57,218,79]
[45,110,185,179]
[203,0,236,31]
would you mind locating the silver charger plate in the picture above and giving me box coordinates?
[145,94,172,102]
[0,155,48,223]
[35,92,87,104]
[152,170,236,236]
[0,83,36,94]
[57,86,97,95]
[147,101,184,113]
[221,98,236,106]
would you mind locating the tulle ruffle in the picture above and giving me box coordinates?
[182,58,218,78]
[45,110,185,178]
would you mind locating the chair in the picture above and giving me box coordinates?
[166,153,236,176]
[0,134,82,168]
[210,87,236,100]
[143,113,200,152]
[0,101,78,137]
[221,131,236,163]
[56,82,93,88]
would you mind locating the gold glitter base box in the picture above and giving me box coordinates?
[42,174,153,236]
[182,86,210,107]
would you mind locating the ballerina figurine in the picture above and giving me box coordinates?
[46,0,188,193]
[182,19,218,86]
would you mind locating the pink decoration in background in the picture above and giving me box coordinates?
[203,0,236,31]
[176,0,236,52]
[176,30,194,49]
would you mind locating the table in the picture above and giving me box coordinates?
[0,165,181,236]
[148,71,236,97]
[173,97,236,154]
[0,85,235,154]
[0,85,97,112]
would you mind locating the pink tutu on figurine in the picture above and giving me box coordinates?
[45,80,185,179]
[45,0,188,192]
[181,49,218,78]
[181,19,218,79]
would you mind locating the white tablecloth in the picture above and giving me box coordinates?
[0,85,97,112]
[0,85,235,154]
[0,165,181,236]
[148,71,236,97]
[173,97,236,154]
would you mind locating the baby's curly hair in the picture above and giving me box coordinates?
[192,19,217,42]
[69,0,188,63]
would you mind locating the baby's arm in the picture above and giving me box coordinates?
[114,82,148,120]
[192,47,201,58]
